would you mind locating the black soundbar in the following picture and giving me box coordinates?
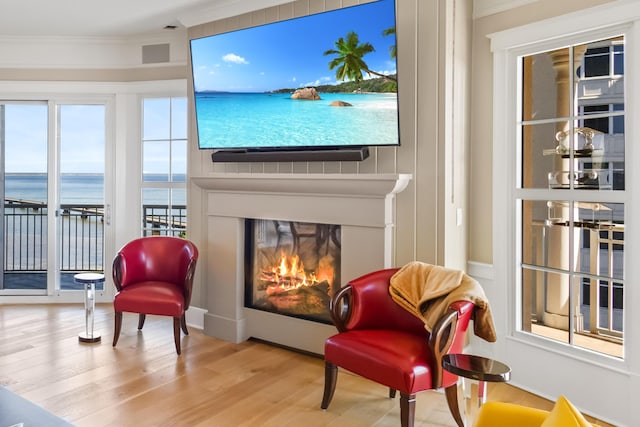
[211,146,370,162]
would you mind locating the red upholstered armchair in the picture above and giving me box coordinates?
[112,236,198,355]
[321,268,474,427]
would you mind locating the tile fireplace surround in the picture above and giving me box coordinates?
[192,173,411,355]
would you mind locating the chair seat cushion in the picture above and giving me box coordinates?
[475,401,549,427]
[114,281,185,317]
[324,329,434,394]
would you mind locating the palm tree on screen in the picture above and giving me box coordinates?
[324,31,397,83]
[382,27,397,59]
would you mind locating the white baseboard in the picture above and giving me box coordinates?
[185,306,206,330]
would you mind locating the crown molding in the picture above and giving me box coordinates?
[474,0,539,19]
[177,0,290,28]
[0,30,188,70]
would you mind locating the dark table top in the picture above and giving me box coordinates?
[442,353,511,383]
[74,272,105,283]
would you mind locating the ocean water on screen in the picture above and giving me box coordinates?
[194,92,399,149]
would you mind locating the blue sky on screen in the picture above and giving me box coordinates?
[190,0,397,93]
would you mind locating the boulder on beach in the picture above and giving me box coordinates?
[291,87,321,100]
[329,100,352,107]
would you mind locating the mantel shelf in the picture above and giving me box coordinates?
[191,173,412,198]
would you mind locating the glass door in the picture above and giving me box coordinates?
[57,104,106,291]
[0,101,106,296]
[0,102,49,294]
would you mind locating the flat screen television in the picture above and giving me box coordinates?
[189,0,399,162]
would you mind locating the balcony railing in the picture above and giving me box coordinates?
[142,204,187,237]
[3,200,186,275]
[528,220,623,352]
[4,200,49,272]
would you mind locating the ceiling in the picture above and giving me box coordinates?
[0,0,286,38]
[0,0,519,38]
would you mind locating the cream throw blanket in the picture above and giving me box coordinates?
[389,261,497,342]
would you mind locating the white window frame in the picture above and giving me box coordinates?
[0,80,188,303]
[489,2,640,425]
[140,95,188,237]
[0,89,115,303]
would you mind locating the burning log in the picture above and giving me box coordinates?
[258,253,325,289]
[259,270,309,284]
[264,282,331,315]
[265,279,329,296]
[252,251,335,318]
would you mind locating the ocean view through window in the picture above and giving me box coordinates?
[1,101,110,293]
[1,87,189,299]
[6,173,184,205]
[142,97,187,237]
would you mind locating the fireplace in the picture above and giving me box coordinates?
[244,219,341,324]
[192,173,411,355]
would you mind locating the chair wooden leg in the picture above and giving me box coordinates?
[173,317,181,355]
[320,362,338,409]
[399,393,416,427]
[137,313,146,330]
[180,314,189,335]
[389,388,397,398]
[112,311,122,347]
[445,384,465,427]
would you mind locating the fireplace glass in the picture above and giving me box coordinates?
[244,219,341,324]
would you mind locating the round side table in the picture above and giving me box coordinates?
[74,273,105,343]
[443,354,511,426]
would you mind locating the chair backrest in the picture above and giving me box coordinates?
[343,268,430,337]
[435,300,474,387]
[444,300,473,354]
[114,236,198,294]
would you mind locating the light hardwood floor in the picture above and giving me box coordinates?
[0,304,615,427]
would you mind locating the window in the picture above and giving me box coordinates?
[579,104,625,135]
[489,6,640,422]
[519,37,625,358]
[578,42,624,78]
[141,97,187,237]
[0,101,107,296]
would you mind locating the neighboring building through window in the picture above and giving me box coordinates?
[141,97,188,237]
[578,42,624,78]
[519,37,625,358]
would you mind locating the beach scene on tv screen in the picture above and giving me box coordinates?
[190,0,399,150]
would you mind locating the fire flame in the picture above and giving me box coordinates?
[260,252,334,295]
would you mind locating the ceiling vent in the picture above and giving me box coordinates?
[142,43,170,64]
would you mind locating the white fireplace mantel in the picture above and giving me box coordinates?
[191,173,411,197]
[192,172,412,354]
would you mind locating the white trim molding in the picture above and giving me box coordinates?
[473,0,539,19]
[0,31,188,69]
